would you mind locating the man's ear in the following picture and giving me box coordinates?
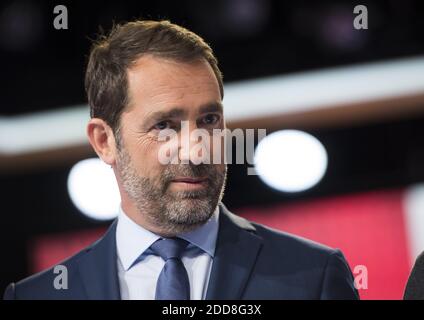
[87,118,119,165]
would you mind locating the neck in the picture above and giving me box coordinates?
[120,199,179,237]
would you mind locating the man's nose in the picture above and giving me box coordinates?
[178,121,210,165]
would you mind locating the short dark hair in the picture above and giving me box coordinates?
[85,20,224,136]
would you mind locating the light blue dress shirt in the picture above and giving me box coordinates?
[116,205,220,300]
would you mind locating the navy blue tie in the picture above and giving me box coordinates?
[150,237,190,300]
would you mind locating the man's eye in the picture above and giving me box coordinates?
[202,114,220,125]
[153,121,171,130]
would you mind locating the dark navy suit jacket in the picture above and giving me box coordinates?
[4,203,359,300]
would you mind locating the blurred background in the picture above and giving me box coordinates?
[1,0,424,299]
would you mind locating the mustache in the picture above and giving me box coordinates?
[158,163,224,194]
[163,163,217,181]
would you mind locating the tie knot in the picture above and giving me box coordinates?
[150,237,189,261]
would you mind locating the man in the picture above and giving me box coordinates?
[4,20,358,300]
[404,251,424,299]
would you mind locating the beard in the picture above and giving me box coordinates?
[116,146,227,235]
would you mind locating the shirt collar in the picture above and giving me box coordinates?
[116,205,220,271]
[178,206,219,258]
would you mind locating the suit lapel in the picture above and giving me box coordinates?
[206,203,263,299]
[77,220,121,300]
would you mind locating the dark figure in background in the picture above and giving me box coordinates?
[404,252,424,299]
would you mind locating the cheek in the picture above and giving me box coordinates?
[120,136,156,174]
[209,134,226,164]
[133,142,165,176]
[217,163,226,175]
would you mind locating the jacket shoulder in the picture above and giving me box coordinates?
[250,219,338,258]
[4,239,98,300]
[220,203,337,259]
[236,215,358,299]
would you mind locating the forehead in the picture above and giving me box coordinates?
[126,55,221,117]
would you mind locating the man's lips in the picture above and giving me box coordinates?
[171,177,208,183]
[168,176,210,193]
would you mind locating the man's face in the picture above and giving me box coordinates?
[115,55,227,235]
